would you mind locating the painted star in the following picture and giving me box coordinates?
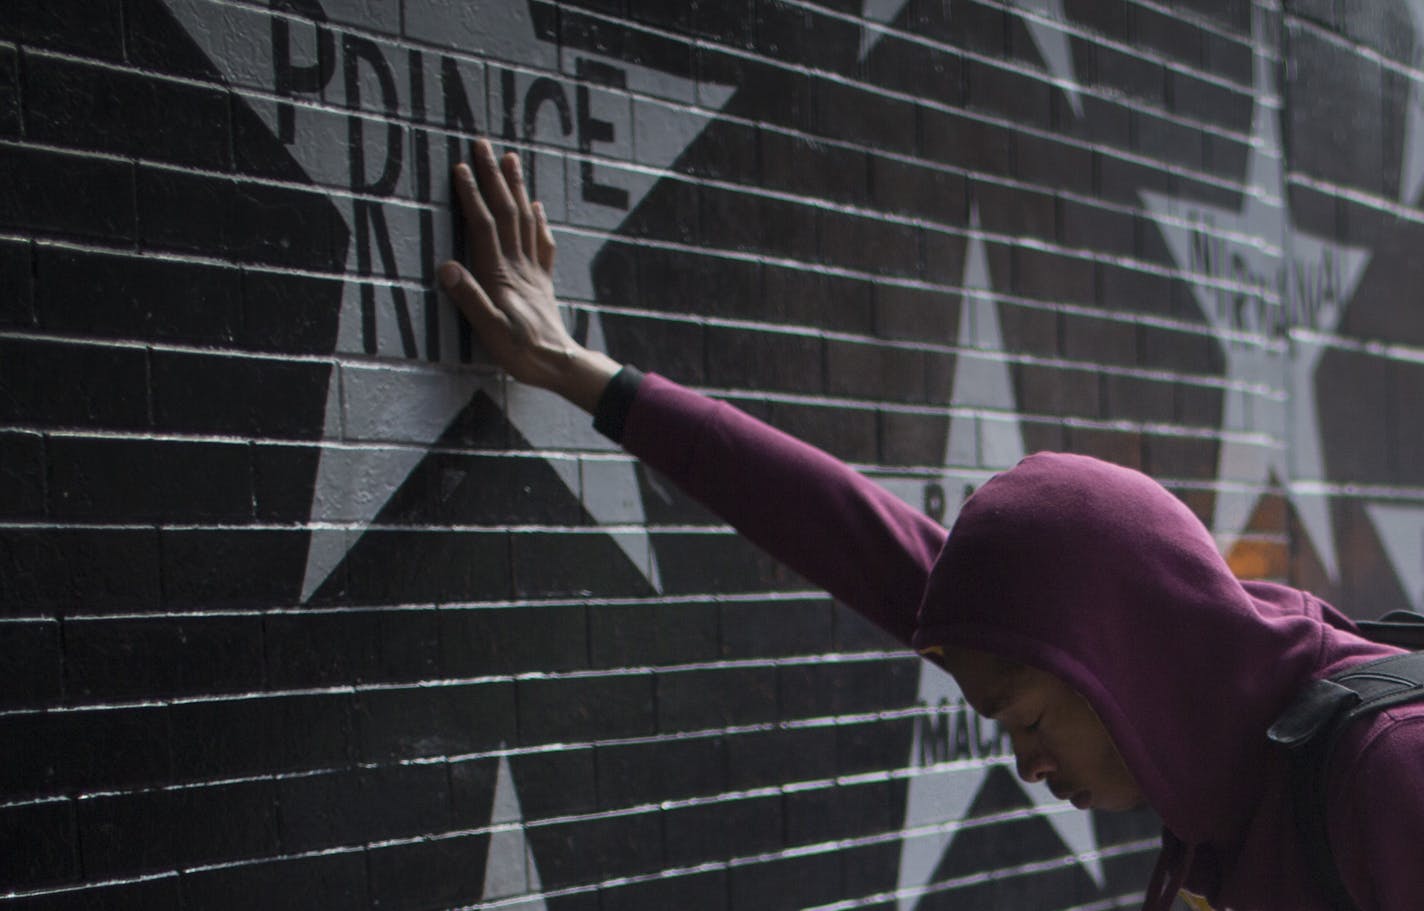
[1366,503,1424,612]
[481,751,550,909]
[1399,0,1424,205]
[163,0,735,602]
[859,0,1083,116]
[886,211,1103,910]
[1139,12,1370,582]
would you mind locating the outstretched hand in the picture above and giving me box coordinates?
[439,138,620,413]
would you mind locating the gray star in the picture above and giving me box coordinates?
[860,0,1082,116]
[886,210,1102,910]
[1367,503,1424,612]
[163,0,735,601]
[1139,10,1370,581]
[482,750,549,908]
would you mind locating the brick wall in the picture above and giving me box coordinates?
[2,0,1422,908]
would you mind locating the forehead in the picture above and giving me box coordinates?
[943,647,1033,717]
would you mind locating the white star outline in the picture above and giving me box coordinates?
[163,0,737,602]
[879,209,1104,910]
[860,0,1083,117]
[1139,8,1371,582]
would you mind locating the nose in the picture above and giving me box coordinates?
[1013,742,1056,784]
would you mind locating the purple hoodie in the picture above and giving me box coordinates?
[619,373,1424,911]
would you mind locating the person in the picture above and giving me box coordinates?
[434,139,1424,911]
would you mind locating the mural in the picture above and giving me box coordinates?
[1,0,1421,909]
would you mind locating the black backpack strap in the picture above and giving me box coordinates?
[1267,651,1424,911]
[1354,610,1424,650]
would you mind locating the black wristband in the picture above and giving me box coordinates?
[592,366,645,444]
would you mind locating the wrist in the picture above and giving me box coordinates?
[551,346,621,414]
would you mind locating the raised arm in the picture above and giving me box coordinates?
[438,139,945,646]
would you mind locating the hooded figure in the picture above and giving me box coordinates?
[606,370,1424,911]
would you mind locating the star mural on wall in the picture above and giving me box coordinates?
[1399,0,1424,205]
[163,0,736,602]
[884,211,1103,910]
[481,751,549,909]
[1367,503,1424,612]
[859,0,1083,116]
[1139,10,1371,582]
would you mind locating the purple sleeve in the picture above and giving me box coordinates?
[621,372,947,647]
[1331,709,1424,911]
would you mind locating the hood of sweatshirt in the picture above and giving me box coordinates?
[910,453,1396,904]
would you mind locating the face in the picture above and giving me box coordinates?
[942,646,1144,812]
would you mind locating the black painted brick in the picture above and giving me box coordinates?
[1016,363,1100,419]
[637,247,762,322]
[441,604,587,676]
[705,325,823,394]
[78,778,279,877]
[0,878,182,911]
[169,693,353,782]
[0,705,171,796]
[1134,111,1204,171]
[238,269,345,355]
[729,850,844,911]
[974,178,1055,242]
[151,350,328,438]
[511,530,658,598]
[0,528,162,616]
[785,779,893,844]
[878,409,948,467]
[137,167,344,270]
[2,0,124,60]
[726,725,837,789]
[518,673,654,743]
[595,736,725,809]
[765,400,879,464]
[780,660,899,718]
[761,128,870,205]
[871,156,966,224]
[1067,425,1144,469]
[0,146,135,241]
[279,763,450,853]
[663,793,782,866]
[0,337,149,431]
[719,596,833,660]
[366,834,487,910]
[0,430,44,518]
[380,451,584,526]
[1014,247,1096,305]
[656,666,777,732]
[1103,373,1176,423]
[0,44,17,137]
[1094,45,1165,107]
[814,77,916,154]
[527,812,664,888]
[181,851,368,911]
[356,682,515,761]
[1170,69,1252,129]
[0,239,33,328]
[602,311,705,384]
[0,619,61,708]
[588,599,720,668]
[1015,132,1093,196]
[25,54,232,169]
[967,59,1051,127]
[0,799,77,890]
[874,282,956,342]
[342,527,511,603]
[1062,198,1134,256]
[48,437,252,523]
[35,246,242,345]
[266,607,440,687]
[601,869,729,911]
[920,108,1014,178]
[160,529,308,609]
[65,615,263,700]
[655,528,809,596]
[762,263,875,335]
[510,746,600,818]
[837,715,914,776]
[1061,314,1137,366]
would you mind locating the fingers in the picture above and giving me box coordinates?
[438,260,511,340]
[470,139,522,262]
[453,160,501,278]
[501,152,538,261]
[533,201,556,273]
